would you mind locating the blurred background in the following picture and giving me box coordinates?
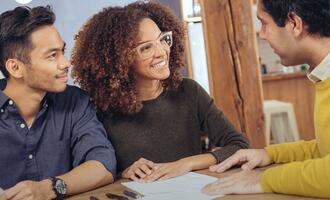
[0,0,315,148]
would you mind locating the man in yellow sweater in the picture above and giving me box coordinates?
[202,0,330,198]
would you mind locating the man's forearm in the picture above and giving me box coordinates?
[58,160,114,195]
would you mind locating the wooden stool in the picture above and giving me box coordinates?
[263,100,300,146]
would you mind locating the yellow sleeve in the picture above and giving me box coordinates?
[265,140,321,163]
[261,154,330,198]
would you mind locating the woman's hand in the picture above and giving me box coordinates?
[122,158,156,182]
[143,159,193,182]
[124,154,217,183]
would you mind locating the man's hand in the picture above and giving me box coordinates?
[3,179,55,200]
[143,159,192,182]
[0,187,5,200]
[202,170,263,195]
[209,149,272,173]
[122,158,156,182]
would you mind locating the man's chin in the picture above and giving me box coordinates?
[280,60,302,67]
[278,56,292,66]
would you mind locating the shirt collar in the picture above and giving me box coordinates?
[307,53,330,83]
[0,79,56,108]
[44,92,56,105]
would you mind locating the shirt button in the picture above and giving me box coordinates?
[8,100,14,105]
[28,154,33,159]
[0,109,3,113]
[20,123,26,129]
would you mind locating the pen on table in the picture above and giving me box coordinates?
[106,192,129,200]
[123,189,142,199]
[90,196,99,200]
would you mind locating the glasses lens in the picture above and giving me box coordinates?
[160,33,172,48]
[138,42,155,59]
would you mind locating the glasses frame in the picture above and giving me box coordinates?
[134,31,173,60]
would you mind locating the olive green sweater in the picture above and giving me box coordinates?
[100,78,249,172]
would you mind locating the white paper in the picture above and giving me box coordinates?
[139,191,222,200]
[122,172,224,200]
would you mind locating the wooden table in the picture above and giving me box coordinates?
[68,168,322,200]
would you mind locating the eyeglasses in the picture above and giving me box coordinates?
[134,31,173,60]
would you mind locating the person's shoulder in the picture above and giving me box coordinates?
[180,77,196,86]
[179,78,202,91]
[54,85,90,104]
[64,85,88,97]
[65,85,87,94]
[172,78,202,100]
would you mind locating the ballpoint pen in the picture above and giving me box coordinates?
[106,192,129,200]
[89,196,100,200]
[123,189,143,199]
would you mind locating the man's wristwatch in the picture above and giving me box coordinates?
[50,177,68,200]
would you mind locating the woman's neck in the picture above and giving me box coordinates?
[136,79,163,101]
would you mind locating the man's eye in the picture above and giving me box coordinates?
[49,53,56,59]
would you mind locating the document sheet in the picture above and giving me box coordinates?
[122,172,224,200]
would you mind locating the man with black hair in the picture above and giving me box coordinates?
[203,0,330,198]
[0,6,116,200]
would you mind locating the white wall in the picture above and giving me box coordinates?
[0,0,136,81]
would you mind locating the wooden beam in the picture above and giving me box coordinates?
[200,0,265,148]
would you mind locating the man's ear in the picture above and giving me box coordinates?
[5,59,25,79]
[287,12,304,37]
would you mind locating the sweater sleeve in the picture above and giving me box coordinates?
[261,153,330,198]
[192,79,249,163]
[265,139,321,163]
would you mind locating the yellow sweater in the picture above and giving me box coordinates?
[261,77,330,198]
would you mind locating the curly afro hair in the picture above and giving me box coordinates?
[71,1,186,115]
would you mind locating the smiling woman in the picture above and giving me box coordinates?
[72,0,249,183]
[72,1,185,114]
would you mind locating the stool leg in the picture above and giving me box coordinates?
[287,106,300,141]
[264,113,271,146]
[271,113,287,144]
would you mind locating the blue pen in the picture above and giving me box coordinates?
[123,189,142,199]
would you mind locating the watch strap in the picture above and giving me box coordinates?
[50,177,66,200]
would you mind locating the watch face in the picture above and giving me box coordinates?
[55,179,68,195]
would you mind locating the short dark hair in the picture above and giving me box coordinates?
[261,0,330,37]
[0,6,55,78]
